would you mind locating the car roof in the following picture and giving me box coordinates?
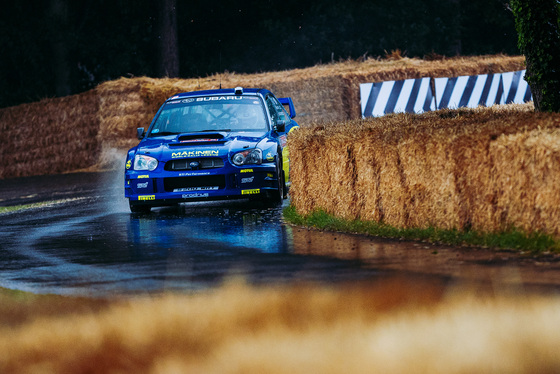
[167,87,270,101]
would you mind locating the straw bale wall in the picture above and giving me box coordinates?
[0,91,99,179]
[95,54,524,150]
[288,106,560,237]
[0,54,525,179]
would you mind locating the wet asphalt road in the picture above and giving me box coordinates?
[0,171,397,296]
[3,171,560,297]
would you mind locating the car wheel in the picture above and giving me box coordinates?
[282,170,288,199]
[266,157,284,203]
[129,201,151,214]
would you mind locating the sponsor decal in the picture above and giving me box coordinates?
[171,150,219,158]
[182,193,209,198]
[182,98,195,103]
[266,152,274,161]
[126,160,131,169]
[173,186,219,192]
[267,173,274,178]
[279,135,288,147]
[137,182,149,188]
[196,96,243,102]
[241,177,254,184]
[240,169,254,173]
[178,171,211,177]
[138,175,149,179]
[138,195,155,201]
[242,189,260,195]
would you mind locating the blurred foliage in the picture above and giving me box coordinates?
[510,0,560,112]
[0,0,519,108]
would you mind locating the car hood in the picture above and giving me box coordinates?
[134,131,268,160]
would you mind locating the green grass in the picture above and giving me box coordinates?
[283,205,560,254]
[0,199,76,215]
[0,203,43,214]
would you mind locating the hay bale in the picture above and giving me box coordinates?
[288,106,560,238]
[353,128,384,222]
[0,54,529,180]
[491,126,560,236]
[0,91,100,179]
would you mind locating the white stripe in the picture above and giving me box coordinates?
[501,72,514,104]
[485,74,502,107]
[372,81,395,116]
[434,77,448,105]
[359,83,373,117]
[467,75,486,108]
[393,79,415,113]
[417,78,435,112]
[447,76,469,109]
[513,70,529,104]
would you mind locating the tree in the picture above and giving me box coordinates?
[156,0,179,78]
[49,0,71,96]
[510,0,560,112]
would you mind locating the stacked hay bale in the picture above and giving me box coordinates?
[95,54,525,153]
[0,54,526,179]
[288,105,560,237]
[0,91,99,179]
[491,127,560,235]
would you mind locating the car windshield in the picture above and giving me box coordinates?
[148,96,268,136]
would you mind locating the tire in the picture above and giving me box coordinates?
[266,157,285,204]
[282,170,288,199]
[129,201,152,214]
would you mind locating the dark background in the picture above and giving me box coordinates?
[0,0,519,109]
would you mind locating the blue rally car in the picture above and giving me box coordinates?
[124,87,298,213]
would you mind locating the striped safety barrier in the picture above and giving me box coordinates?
[502,70,532,105]
[360,77,435,118]
[433,73,503,109]
[360,70,532,118]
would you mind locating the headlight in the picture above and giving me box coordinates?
[232,149,262,166]
[133,154,158,171]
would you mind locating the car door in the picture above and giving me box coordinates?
[265,94,294,183]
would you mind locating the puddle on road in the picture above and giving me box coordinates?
[290,227,560,292]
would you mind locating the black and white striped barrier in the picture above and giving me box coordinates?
[433,73,503,109]
[360,70,532,118]
[360,78,435,118]
[502,70,532,104]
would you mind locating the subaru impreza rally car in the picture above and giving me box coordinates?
[124,87,298,213]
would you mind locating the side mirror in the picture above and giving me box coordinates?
[275,119,286,133]
[136,127,145,140]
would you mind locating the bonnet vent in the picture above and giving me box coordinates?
[175,133,226,144]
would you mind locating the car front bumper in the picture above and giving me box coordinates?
[125,163,279,206]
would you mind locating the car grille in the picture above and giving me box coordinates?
[165,157,224,171]
[163,175,226,192]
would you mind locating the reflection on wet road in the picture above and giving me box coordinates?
[0,172,385,295]
[2,171,560,296]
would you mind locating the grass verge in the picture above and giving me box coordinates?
[0,198,83,215]
[0,202,50,214]
[283,205,560,254]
